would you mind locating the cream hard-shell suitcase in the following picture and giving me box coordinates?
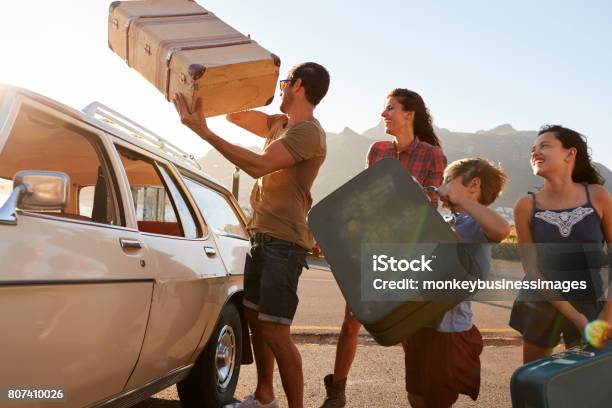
[109,0,280,117]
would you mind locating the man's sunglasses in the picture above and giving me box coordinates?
[279,79,294,92]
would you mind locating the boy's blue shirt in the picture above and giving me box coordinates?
[437,211,493,333]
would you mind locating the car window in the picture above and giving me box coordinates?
[79,186,95,218]
[157,164,199,239]
[116,146,198,238]
[131,185,177,222]
[0,105,122,225]
[0,177,11,208]
[183,176,248,239]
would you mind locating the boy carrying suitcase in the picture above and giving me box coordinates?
[403,158,510,408]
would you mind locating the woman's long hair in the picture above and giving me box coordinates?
[388,88,441,147]
[539,124,603,185]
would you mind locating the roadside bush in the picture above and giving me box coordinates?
[490,226,609,266]
[492,242,520,261]
[492,225,519,260]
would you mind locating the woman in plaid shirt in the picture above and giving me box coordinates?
[320,88,447,408]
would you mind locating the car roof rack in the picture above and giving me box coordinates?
[82,101,201,170]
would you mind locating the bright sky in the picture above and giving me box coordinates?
[1,0,610,168]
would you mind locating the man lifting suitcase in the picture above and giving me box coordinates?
[174,62,330,408]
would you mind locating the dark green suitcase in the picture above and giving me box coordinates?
[511,342,612,407]
[307,158,486,346]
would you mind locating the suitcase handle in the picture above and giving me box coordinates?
[131,12,210,27]
[553,345,596,359]
[136,12,209,20]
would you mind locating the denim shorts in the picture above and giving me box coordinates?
[243,233,308,325]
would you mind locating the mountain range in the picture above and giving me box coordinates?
[197,122,612,218]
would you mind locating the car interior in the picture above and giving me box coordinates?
[0,105,120,225]
[0,104,188,238]
[116,146,187,237]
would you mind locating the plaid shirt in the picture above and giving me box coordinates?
[366,138,447,208]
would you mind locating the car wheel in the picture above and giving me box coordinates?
[178,302,243,408]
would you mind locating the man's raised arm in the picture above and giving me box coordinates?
[173,94,295,178]
[226,110,279,138]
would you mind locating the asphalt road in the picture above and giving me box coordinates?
[294,257,518,335]
[140,341,564,408]
[141,343,526,408]
[136,259,538,407]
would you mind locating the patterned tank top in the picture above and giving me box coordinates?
[529,183,605,300]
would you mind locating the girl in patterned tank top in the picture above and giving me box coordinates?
[509,125,612,363]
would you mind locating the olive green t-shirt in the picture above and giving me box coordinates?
[248,114,326,250]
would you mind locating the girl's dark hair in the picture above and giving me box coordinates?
[538,124,603,185]
[388,88,441,147]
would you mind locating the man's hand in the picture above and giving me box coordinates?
[173,93,210,139]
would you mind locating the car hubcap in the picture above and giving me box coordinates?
[215,325,236,390]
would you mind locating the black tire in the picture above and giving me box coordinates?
[178,302,243,408]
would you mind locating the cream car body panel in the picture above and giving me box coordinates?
[107,140,230,388]
[0,94,155,407]
[205,191,250,277]
[123,234,227,388]
[191,275,244,356]
[0,85,248,408]
[0,282,151,408]
[179,175,250,277]
[213,235,250,275]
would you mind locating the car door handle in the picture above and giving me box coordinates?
[119,238,142,250]
[203,246,217,257]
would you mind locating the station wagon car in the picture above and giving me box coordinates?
[0,85,252,408]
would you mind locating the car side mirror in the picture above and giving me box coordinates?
[0,171,70,225]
